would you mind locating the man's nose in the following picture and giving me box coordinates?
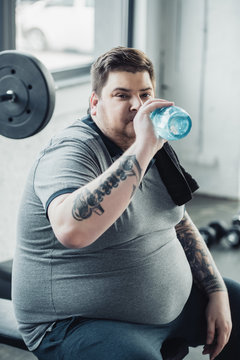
[129,96,143,111]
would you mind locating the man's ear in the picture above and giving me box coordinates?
[90,92,99,117]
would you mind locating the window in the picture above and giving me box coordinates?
[1,0,134,87]
[15,0,95,72]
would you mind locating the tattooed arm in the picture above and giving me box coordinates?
[175,211,226,294]
[47,137,160,248]
[71,155,142,221]
[176,211,232,360]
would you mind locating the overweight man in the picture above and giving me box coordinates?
[12,46,240,360]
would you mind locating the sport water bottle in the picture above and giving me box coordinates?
[150,106,192,140]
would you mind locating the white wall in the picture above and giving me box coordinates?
[134,0,240,200]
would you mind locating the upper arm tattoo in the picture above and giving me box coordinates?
[72,155,142,221]
[175,212,226,295]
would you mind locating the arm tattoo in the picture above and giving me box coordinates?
[72,155,142,221]
[175,213,226,295]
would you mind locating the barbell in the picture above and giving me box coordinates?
[0,50,55,139]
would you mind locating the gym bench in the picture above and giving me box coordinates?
[0,259,189,359]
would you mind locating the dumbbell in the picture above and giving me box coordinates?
[220,226,240,249]
[0,50,55,139]
[199,220,228,248]
[220,212,240,249]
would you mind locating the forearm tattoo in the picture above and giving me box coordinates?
[72,155,142,221]
[176,213,226,295]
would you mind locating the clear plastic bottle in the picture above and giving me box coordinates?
[150,106,192,140]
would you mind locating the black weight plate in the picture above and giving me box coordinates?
[0,50,55,139]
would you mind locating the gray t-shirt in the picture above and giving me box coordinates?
[12,119,193,351]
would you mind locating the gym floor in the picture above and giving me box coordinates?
[0,194,239,360]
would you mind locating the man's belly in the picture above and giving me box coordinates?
[52,237,193,325]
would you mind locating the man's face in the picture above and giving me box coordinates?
[90,71,154,150]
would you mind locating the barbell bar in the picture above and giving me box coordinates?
[0,50,56,139]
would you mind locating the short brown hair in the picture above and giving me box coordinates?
[91,46,155,96]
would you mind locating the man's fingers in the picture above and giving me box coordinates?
[204,291,232,360]
[206,321,215,344]
[205,326,231,360]
[140,98,174,114]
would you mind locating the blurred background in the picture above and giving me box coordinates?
[0,0,240,358]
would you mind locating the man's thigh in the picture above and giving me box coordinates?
[34,317,168,360]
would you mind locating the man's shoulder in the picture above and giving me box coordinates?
[36,116,111,167]
[41,116,106,157]
[54,116,99,144]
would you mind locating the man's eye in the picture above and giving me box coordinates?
[116,94,128,99]
[141,93,151,98]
